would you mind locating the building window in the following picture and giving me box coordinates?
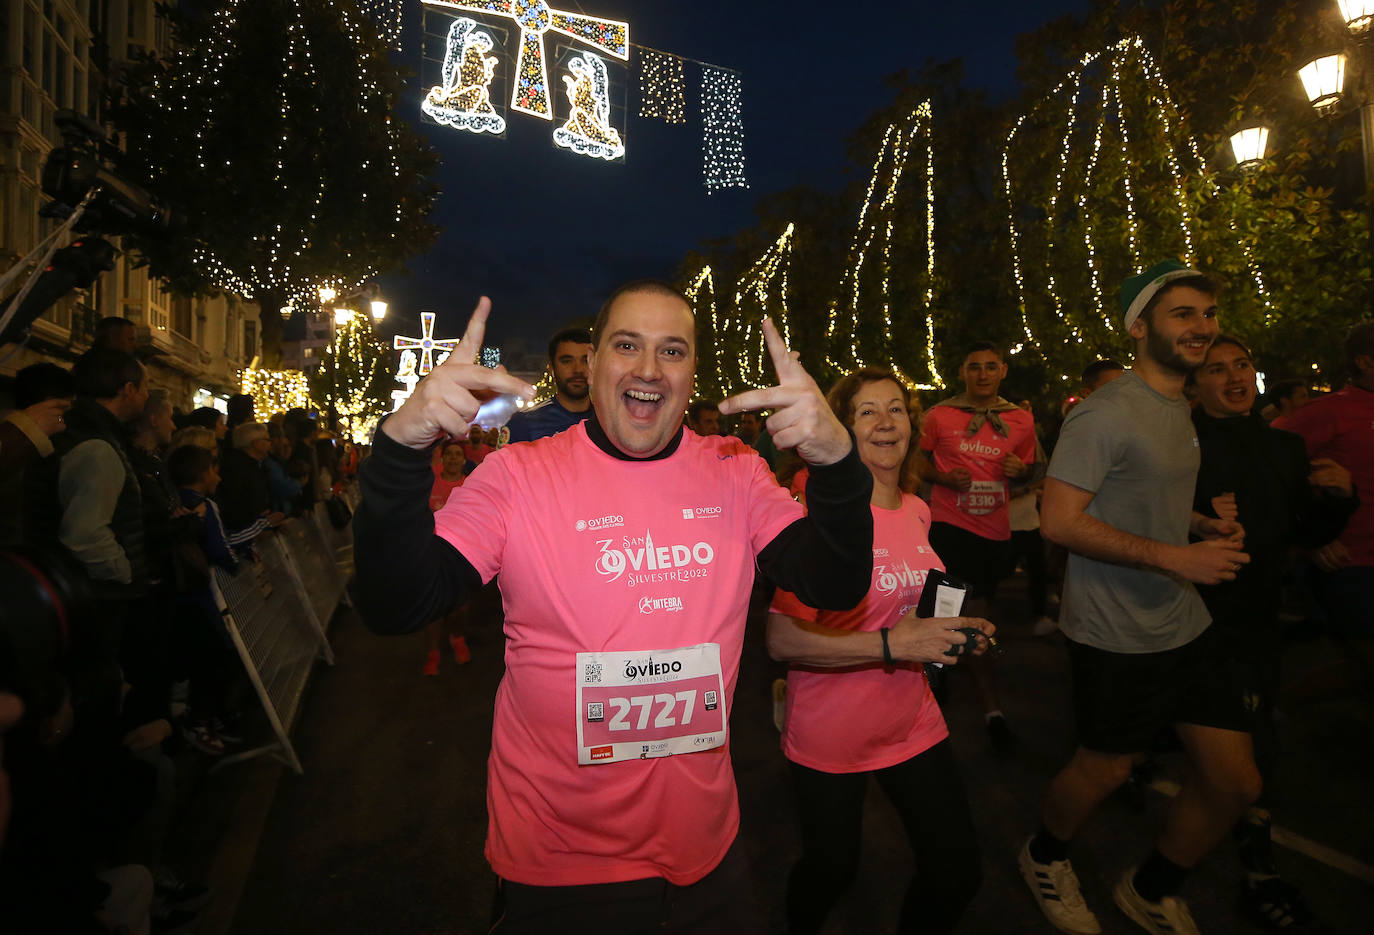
[243,321,257,360]
[172,296,192,338]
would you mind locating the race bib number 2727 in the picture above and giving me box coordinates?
[575,643,727,766]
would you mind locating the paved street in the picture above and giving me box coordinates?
[192,576,1374,934]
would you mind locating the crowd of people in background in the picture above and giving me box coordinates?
[2,269,1370,935]
[0,317,362,933]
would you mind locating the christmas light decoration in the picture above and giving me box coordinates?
[320,310,390,444]
[395,311,461,374]
[824,102,941,390]
[393,348,420,410]
[701,66,747,192]
[553,52,625,160]
[241,366,311,417]
[146,0,416,310]
[638,48,685,124]
[1001,37,1269,365]
[358,0,404,50]
[422,0,628,119]
[422,17,507,135]
[728,224,794,395]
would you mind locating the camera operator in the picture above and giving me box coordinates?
[1,362,75,547]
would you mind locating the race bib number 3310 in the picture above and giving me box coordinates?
[576,643,727,766]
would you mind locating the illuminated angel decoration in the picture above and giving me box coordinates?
[421,17,507,135]
[552,52,624,160]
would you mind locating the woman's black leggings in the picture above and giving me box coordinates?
[785,739,981,934]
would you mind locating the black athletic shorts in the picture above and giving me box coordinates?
[1067,624,1251,754]
[927,521,1011,600]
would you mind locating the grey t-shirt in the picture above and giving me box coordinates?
[1048,372,1210,653]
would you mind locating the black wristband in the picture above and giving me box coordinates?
[880,627,894,666]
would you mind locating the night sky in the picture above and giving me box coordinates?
[376,0,1093,357]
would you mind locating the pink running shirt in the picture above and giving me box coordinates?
[429,475,464,512]
[433,423,802,886]
[919,405,1036,541]
[770,494,948,772]
[1274,384,1374,566]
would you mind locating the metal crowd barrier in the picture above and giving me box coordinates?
[209,498,353,774]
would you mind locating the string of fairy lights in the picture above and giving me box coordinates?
[699,66,748,192]
[155,0,410,311]
[1002,36,1270,368]
[637,48,685,124]
[732,223,794,391]
[824,102,942,390]
[357,0,405,50]
[240,366,312,415]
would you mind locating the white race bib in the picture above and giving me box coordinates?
[956,479,1006,516]
[575,643,727,766]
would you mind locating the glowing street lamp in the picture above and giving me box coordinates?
[1338,0,1374,34]
[1298,54,1347,111]
[334,307,353,325]
[1230,126,1272,167]
[318,285,338,304]
[370,299,388,322]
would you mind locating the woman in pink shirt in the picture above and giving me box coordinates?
[768,368,992,934]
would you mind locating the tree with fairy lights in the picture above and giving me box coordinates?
[308,310,392,442]
[111,0,439,364]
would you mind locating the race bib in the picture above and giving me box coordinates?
[956,479,1006,516]
[576,643,727,766]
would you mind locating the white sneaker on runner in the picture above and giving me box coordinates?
[1019,838,1102,934]
[1112,870,1200,935]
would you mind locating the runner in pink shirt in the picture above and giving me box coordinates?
[354,282,875,934]
[1272,320,1374,634]
[920,342,1038,751]
[768,368,992,935]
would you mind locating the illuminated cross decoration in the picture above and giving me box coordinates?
[394,311,460,375]
[423,0,629,119]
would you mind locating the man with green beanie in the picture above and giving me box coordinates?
[1018,260,1262,935]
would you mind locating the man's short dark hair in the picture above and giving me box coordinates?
[169,444,215,487]
[226,393,255,426]
[687,399,719,423]
[186,406,223,431]
[1081,358,1125,387]
[592,280,692,348]
[1345,320,1374,378]
[963,341,1003,361]
[93,316,136,347]
[1267,378,1307,407]
[547,327,593,363]
[1139,274,1219,326]
[71,348,143,400]
[13,362,75,409]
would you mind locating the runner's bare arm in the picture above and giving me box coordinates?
[1041,477,1249,585]
[766,613,993,667]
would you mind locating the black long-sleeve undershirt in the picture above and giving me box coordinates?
[352,418,873,635]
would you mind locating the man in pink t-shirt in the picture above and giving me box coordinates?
[919,342,1037,749]
[354,281,875,933]
[1273,321,1374,634]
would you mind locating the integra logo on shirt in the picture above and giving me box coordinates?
[874,561,928,595]
[575,514,624,532]
[596,531,715,586]
[957,438,1003,457]
[639,595,685,614]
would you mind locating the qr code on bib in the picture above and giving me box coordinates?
[584,662,603,684]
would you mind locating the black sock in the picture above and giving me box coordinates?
[1028,827,1070,864]
[1133,850,1188,903]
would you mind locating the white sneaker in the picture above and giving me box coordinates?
[1019,838,1102,933]
[1032,616,1059,636]
[1112,870,1200,935]
[771,678,786,732]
